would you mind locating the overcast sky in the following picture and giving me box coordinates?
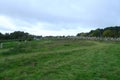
[0,0,120,36]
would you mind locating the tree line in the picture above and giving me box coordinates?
[0,31,34,41]
[0,26,120,41]
[77,26,120,38]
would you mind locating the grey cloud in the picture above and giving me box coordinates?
[0,0,120,35]
[0,26,12,31]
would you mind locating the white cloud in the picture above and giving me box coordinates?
[0,16,17,33]
[0,0,120,35]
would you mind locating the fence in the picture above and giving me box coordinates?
[64,36,120,41]
[43,36,120,41]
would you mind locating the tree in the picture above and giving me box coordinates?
[0,31,34,41]
[10,31,34,41]
[77,26,120,38]
[89,29,102,37]
[0,33,4,40]
[4,33,10,40]
[118,31,120,37]
[77,33,88,37]
[103,30,114,37]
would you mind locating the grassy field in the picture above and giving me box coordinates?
[0,39,120,80]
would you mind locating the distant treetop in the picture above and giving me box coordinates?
[77,26,120,38]
[0,31,34,41]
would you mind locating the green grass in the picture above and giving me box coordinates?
[0,39,120,80]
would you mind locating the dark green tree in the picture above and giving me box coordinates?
[77,33,88,37]
[89,29,103,37]
[103,30,114,37]
[0,33,4,40]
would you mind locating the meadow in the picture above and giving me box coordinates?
[0,39,120,80]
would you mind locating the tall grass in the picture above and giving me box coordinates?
[0,39,94,56]
[0,39,120,80]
